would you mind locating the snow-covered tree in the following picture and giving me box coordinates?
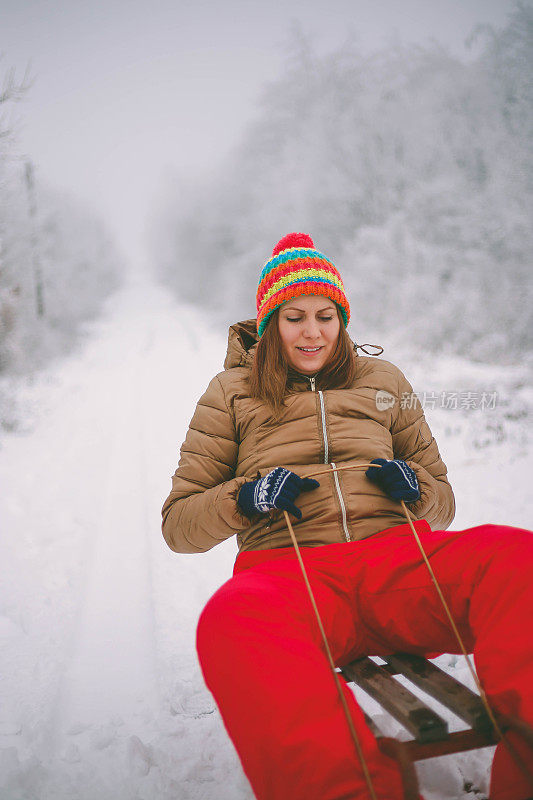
[152,4,533,361]
[0,67,124,374]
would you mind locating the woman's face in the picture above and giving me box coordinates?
[278,294,341,375]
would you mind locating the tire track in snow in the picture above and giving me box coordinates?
[35,288,161,797]
[57,353,157,730]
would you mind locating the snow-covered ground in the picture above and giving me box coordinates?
[0,277,531,800]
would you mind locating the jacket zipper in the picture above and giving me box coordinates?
[307,377,351,542]
[318,390,329,464]
[330,461,350,542]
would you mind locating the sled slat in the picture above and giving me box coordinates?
[362,710,382,738]
[385,654,493,735]
[341,657,448,743]
[340,654,532,800]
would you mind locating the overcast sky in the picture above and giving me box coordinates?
[2,0,518,267]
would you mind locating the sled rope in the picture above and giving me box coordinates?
[283,463,533,794]
[399,498,533,790]
[283,508,378,800]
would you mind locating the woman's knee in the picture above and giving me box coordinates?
[196,569,319,678]
[457,524,533,566]
[196,582,241,659]
[481,524,532,563]
[196,574,277,667]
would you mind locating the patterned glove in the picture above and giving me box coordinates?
[238,467,320,520]
[365,458,420,502]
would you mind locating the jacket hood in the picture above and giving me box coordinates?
[224,319,259,370]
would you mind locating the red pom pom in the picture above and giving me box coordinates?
[272,232,315,256]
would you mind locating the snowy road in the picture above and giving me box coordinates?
[0,280,249,800]
[1,277,531,799]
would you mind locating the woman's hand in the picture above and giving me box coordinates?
[238,467,320,520]
[365,458,420,502]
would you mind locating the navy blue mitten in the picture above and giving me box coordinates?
[238,467,320,520]
[365,458,420,502]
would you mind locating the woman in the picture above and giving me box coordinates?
[162,232,533,800]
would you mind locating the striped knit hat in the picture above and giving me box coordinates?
[256,232,350,337]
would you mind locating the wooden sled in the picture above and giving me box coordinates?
[341,653,533,800]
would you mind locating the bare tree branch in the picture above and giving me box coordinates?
[0,61,33,105]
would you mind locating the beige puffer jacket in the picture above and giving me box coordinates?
[162,320,455,555]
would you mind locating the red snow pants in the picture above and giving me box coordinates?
[196,521,533,800]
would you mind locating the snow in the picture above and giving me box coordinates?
[0,276,531,800]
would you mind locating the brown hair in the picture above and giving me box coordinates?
[249,306,356,412]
